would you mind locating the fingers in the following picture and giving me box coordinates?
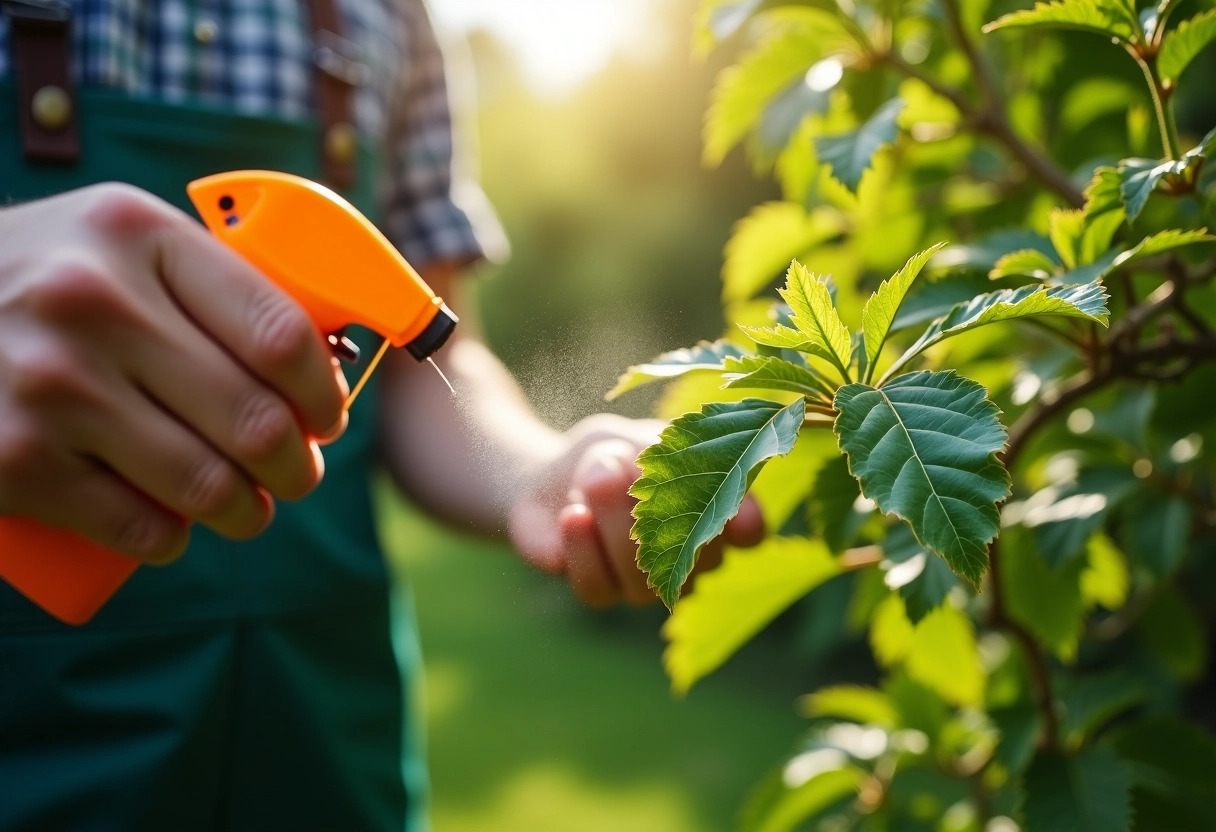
[558,504,618,609]
[573,451,656,606]
[85,384,274,541]
[131,305,322,501]
[153,221,346,439]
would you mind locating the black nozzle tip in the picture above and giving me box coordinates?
[405,305,458,361]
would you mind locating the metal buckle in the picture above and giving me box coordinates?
[312,30,369,87]
[0,0,71,24]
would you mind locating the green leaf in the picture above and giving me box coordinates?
[631,398,806,607]
[743,261,852,376]
[704,17,846,166]
[991,704,1042,775]
[1158,9,1216,83]
[799,685,898,727]
[1109,718,1216,831]
[740,765,863,832]
[834,371,1011,587]
[694,0,765,53]
[1112,228,1216,269]
[809,455,868,551]
[1023,748,1132,832]
[1120,157,1174,222]
[861,243,947,380]
[723,203,845,303]
[1120,491,1192,576]
[1001,527,1087,660]
[887,283,1109,379]
[1050,208,1087,270]
[989,248,1060,280]
[607,340,750,400]
[870,594,916,667]
[883,524,958,623]
[1137,587,1206,680]
[1059,670,1151,742]
[905,604,985,706]
[722,354,835,399]
[1080,533,1129,610]
[663,537,839,693]
[983,0,1137,41]
[814,98,905,191]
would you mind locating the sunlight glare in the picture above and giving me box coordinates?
[434,0,657,96]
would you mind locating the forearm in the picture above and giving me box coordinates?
[376,274,563,534]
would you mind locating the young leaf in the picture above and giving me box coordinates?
[723,202,845,303]
[722,355,835,399]
[983,0,1137,41]
[885,283,1109,380]
[814,98,905,191]
[1001,527,1087,660]
[694,0,765,54]
[740,765,863,832]
[905,604,984,706]
[662,537,839,694]
[1023,749,1132,832]
[799,685,898,728]
[834,371,1011,587]
[607,340,751,400]
[743,261,852,377]
[989,248,1060,280]
[1112,228,1216,270]
[1109,718,1216,830]
[1120,157,1177,221]
[861,243,947,381]
[631,398,806,607]
[1158,9,1216,84]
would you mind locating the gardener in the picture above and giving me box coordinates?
[0,1,761,829]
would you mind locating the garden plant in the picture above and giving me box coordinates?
[610,0,1216,828]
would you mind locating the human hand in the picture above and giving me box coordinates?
[0,184,348,564]
[508,413,764,607]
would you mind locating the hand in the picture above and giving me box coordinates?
[508,413,764,608]
[0,184,348,564]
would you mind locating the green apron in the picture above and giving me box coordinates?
[0,84,427,831]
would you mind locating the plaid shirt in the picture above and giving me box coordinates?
[0,0,504,268]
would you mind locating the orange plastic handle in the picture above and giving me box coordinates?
[0,172,450,625]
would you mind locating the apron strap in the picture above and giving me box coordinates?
[3,0,365,189]
[2,0,78,163]
[305,0,366,190]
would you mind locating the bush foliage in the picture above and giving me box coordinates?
[611,0,1216,829]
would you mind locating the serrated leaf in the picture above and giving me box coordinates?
[887,283,1109,379]
[722,355,835,399]
[862,243,947,379]
[1024,748,1132,832]
[1121,491,1192,576]
[745,261,852,376]
[800,685,898,727]
[989,248,1060,280]
[631,398,806,607]
[991,704,1042,775]
[1085,165,1126,217]
[834,371,1011,587]
[723,203,845,303]
[983,0,1137,40]
[663,536,838,693]
[608,340,751,400]
[1158,9,1216,83]
[1001,527,1086,660]
[1059,670,1150,742]
[751,430,836,530]
[814,98,905,191]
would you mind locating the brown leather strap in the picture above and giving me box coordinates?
[4,0,78,163]
[305,0,366,189]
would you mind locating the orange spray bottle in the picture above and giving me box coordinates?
[0,171,457,625]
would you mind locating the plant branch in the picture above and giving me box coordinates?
[1130,50,1181,160]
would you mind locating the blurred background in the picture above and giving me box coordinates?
[377,1,819,830]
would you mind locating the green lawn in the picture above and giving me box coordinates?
[379,491,809,832]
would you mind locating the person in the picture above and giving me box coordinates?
[0,1,762,829]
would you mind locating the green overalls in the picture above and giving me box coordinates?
[0,79,426,832]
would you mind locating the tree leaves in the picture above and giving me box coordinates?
[1117,126,1216,221]
[1023,748,1132,832]
[983,0,1138,41]
[834,371,1011,587]
[608,340,750,400]
[722,355,835,399]
[1158,9,1216,84]
[631,398,806,607]
[662,537,839,694]
[814,98,905,191]
[885,283,1109,380]
[861,243,946,380]
[741,261,852,378]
